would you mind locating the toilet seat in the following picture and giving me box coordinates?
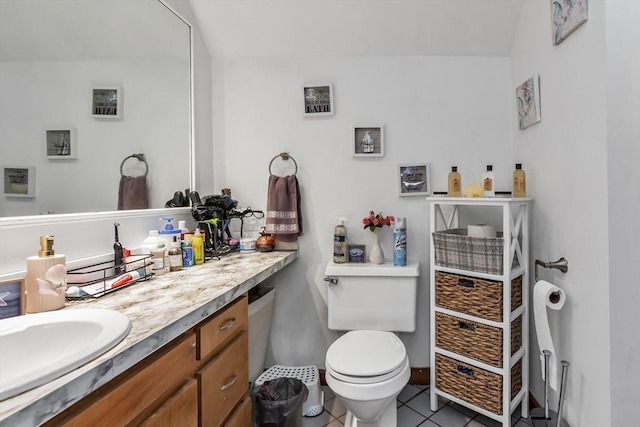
[325,330,407,385]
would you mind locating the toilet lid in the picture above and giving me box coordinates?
[325,331,407,378]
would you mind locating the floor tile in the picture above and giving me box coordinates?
[323,419,343,427]
[448,401,479,418]
[428,404,475,427]
[324,395,347,418]
[515,419,534,426]
[398,384,424,403]
[301,409,335,427]
[473,413,504,427]
[419,420,442,427]
[322,385,336,401]
[405,392,436,417]
[397,405,428,427]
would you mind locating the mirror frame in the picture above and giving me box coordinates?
[0,0,195,226]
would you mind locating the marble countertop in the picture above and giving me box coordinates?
[0,250,298,427]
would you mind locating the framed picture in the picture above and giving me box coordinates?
[3,166,35,198]
[515,75,541,130]
[551,0,588,45]
[92,86,122,119]
[0,278,26,319]
[353,126,384,158]
[347,244,366,263]
[46,127,77,159]
[398,164,430,196]
[302,83,334,117]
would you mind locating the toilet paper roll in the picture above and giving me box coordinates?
[533,280,567,391]
[467,224,497,238]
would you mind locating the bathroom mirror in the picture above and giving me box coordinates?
[0,0,192,218]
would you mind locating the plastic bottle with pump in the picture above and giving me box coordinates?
[159,217,181,251]
[393,217,407,266]
[483,165,495,198]
[192,228,205,265]
[25,236,66,313]
[333,218,347,264]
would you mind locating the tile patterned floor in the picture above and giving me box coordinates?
[302,385,535,427]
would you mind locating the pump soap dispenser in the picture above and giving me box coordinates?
[25,236,67,313]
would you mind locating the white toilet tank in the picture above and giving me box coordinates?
[324,262,420,332]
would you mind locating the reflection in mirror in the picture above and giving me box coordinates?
[0,0,192,218]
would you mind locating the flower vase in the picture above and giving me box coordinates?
[369,229,384,264]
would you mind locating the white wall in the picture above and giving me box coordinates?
[214,55,514,368]
[606,0,640,425]
[511,1,612,426]
[0,59,190,217]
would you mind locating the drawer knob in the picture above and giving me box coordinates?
[219,318,237,331]
[220,373,238,391]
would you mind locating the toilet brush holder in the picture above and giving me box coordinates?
[531,350,570,427]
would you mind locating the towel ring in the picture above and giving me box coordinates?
[120,153,148,177]
[269,152,298,176]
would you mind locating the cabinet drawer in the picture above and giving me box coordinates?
[197,295,248,360]
[435,271,522,322]
[435,312,521,367]
[139,379,198,427]
[198,331,249,427]
[224,397,251,427]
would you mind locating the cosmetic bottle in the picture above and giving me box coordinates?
[333,219,347,263]
[483,165,495,198]
[513,163,526,198]
[192,228,205,265]
[168,236,183,272]
[25,236,66,313]
[448,166,462,197]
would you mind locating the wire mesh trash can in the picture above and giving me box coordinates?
[252,377,309,427]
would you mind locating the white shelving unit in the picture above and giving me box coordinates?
[428,197,531,426]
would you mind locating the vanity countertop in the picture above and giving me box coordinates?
[0,250,298,427]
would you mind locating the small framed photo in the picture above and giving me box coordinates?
[3,166,35,198]
[398,163,430,196]
[353,126,384,158]
[46,127,77,159]
[0,278,26,319]
[515,75,541,130]
[302,83,334,117]
[551,0,588,46]
[348,244,366,263]
[92,86,122,119]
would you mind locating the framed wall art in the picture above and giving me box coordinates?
[0,278,26,319]
[353,126,384,158]
[551,0,588,45]
[347,244,366,263]
[302,83,334,117]
[516,75,541,130]
[46,127,77,159]
[398,163,431,196]
[3,166,35,198]
[91,86,122,119]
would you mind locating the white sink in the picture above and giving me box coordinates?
[0,308,131,401]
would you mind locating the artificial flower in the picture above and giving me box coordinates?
[362,211,395,232]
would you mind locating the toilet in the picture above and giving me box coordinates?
[324,262,420,427]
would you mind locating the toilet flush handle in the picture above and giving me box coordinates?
[324,276,338,285]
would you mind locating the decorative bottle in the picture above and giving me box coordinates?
[25,236,66,313]
[333,219,347,263]
[448,166,462,197]
[393,217,407,266]
[513,163,527,197]
[483,165,495,198]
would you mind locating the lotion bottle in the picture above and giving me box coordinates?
[192,228,205,265]
[26,236,66,313]
[333,219,347,264]
[483,165,495,198]
[448,166,462,197]
[513,163,526,197]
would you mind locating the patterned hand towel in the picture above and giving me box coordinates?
[265,175,303,242]
[118,175,149,210]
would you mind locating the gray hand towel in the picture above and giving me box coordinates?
[265,175,302,242]
[118,175,149,210]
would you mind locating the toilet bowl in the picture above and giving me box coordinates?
[325,330,411,426]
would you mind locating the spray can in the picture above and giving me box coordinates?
[393,217,407,266]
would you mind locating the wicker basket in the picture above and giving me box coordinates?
[435,272,523,322]
[433,229,519,274]
[435,353,522,415]
[435,312,522,367]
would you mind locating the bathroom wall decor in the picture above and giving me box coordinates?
[398,163,431,196]
[0,278,25,319]
[353,126,384,158]
[91,86,122,119]
[551,0,588,45]
[347,244,366,263]
[515,75,541,130]
[45,127,77,159]
[302,83,334,117]
[3,166,35,198]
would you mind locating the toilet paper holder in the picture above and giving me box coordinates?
[534,257,569,282]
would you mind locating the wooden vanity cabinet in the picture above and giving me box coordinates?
[42,295,249,427]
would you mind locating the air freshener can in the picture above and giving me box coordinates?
[393,217,407,266]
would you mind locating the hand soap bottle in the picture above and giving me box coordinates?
[333,218,347,264]
[513,163,526,197]
[26,236,66,313]
[483,165,495,198]
[448,166,462,197]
